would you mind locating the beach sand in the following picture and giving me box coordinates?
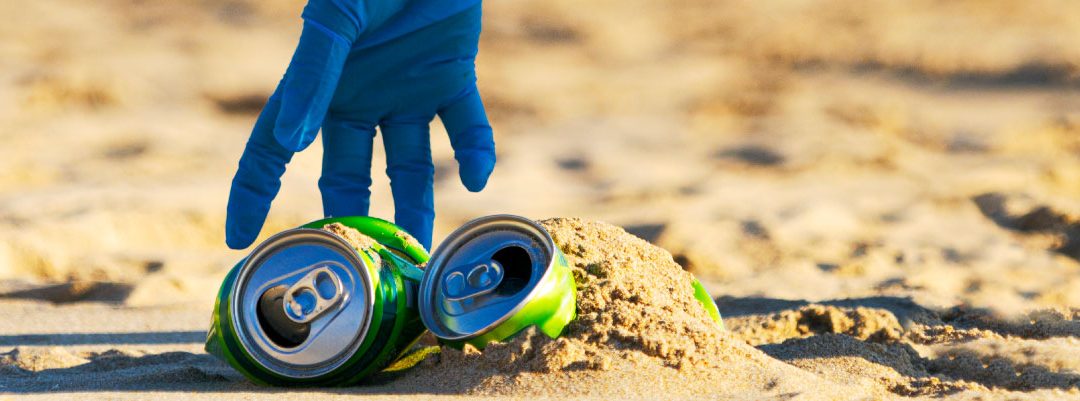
[1,0,1079,399]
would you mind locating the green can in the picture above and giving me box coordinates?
[204,216,429,386]
[417,214,577,349]
[693,278,725,329]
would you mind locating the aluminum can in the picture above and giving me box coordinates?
[205,216,429,386]
[418,214,577,349]
[693,279,725,329]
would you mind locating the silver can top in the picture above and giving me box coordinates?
[419,215,556,341]
[230,228,374,379]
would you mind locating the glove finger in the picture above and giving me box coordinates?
[319,114,377,218]
[273,20,352,152]
[226,90,295,249]
[438,84,495,192]
[380,116,436,249]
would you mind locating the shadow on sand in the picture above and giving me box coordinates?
[0,331,207,347]
[0,335,449,395]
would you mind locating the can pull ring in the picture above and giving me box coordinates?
[282,266,345,324]
[442,260,504,301]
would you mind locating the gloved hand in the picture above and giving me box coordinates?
[226,0,496,250]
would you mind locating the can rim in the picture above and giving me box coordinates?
[229,228,376,379]
[419,214,558,341]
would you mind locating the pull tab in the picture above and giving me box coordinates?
[282,266,345,324]
[442,260,504,301]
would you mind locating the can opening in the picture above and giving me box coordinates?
[257,285,311,348]
[492,246,532,296]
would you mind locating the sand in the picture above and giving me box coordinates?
[322,223,380,252]
[379,218,851,399]
[4,219,1078,400]
[3,0,1080,399]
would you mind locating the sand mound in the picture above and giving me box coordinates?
[762,334,985,397]
[382,218,1078,399]
[385,218,854,399]
[729,304,905,346]
[0,347,88,373]
[941,307,1080,340]
[717,296,1080,397]
[924,340,1080,392]
[751,313,1080,396]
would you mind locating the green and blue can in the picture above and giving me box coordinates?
[205,214,717,386]
[418,214,577,349]
[204,216,429,386]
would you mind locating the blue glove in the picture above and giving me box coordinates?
[226,0,496,250]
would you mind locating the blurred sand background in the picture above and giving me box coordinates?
[0,0,1078,399]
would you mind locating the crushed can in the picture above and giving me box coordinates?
[204,216,429,386]
[418,214,577,349]
[207,214,722,386]
[417,214,723,349]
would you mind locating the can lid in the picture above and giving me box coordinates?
[419,215,557,341]
[230,228,375,379]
